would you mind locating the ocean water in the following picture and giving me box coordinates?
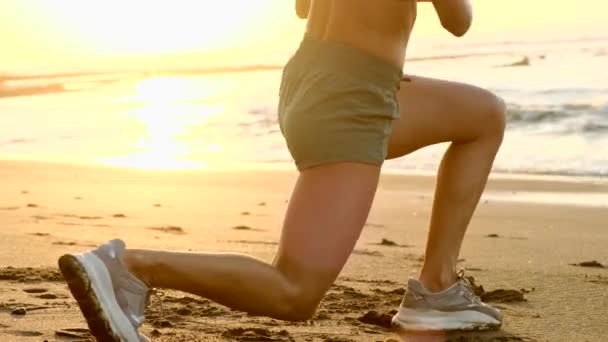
[1,38,607,177]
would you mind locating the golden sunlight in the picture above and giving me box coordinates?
[35,0,271,55]
[102,77,224,170]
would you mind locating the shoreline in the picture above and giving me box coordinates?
[2,159,607,209]
[2,158,607,183]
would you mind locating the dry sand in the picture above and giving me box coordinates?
[0,161,607,341]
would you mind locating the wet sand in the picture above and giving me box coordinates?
[0,161,607,341]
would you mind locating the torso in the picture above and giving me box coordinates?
[306,0,417,68]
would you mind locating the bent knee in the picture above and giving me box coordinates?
[479,90,507,140]
[277,286,322,321]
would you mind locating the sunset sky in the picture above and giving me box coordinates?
[1,0,606,73]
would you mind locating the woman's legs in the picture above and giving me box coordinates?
[388,75,506,292]
[124,162,381,321]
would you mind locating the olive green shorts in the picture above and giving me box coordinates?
[278,37,403,170]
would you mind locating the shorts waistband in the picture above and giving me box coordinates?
[292,36,403,91]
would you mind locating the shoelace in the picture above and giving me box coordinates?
[146,289,166,324]
[456,269,482,303]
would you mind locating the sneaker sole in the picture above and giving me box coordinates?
[391,308,502,332]
[58,253,140,342]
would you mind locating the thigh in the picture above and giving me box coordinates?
[387,75,504,159]
[273,162,380,301]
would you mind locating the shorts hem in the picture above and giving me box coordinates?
[295,158,384,171]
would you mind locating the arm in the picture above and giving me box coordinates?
[296,0,311,19]
[432,0,473,37]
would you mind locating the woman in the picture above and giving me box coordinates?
[59,1,506,340]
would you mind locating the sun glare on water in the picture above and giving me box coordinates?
[101,77,224,170]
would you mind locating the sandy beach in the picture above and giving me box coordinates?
[0,160,607,341]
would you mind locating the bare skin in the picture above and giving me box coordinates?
[124,0,505,320]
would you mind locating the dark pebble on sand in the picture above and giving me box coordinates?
[486,234,500,238]
[233,225,253,230]
[26,203,38,208]
[481,289,526,303]
[357,310,392,329]
[112,213,127,218]
[258,202,267,206]
[11,307,27,315]
[380,238,397,246]
[570,260,605,268]
[23,288,48,293]
[466,276,526,302]
[241,211,251,216]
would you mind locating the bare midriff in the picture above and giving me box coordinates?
[306,0,417,69]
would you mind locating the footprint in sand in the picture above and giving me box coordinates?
[222,327,292,341]
[7,330,44,337]
[52,241,77,246]
[56,213,103,220]
[357,310,393,329]
[232,225,267,232]
[352,249,383,257]
[0,267,63,282]
[55,328,92,339]
[29,232,51,237]
[77,215,103,220]
[339,277,399,285]
[225,240,278,246]
[36,293,66,299]
[588,275,608,285]
[147,226,186,234]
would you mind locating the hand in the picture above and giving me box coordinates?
[296,0,311,19]
[432,0,473,37]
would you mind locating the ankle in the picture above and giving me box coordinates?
[123,249,153,287]
[418,269,456,293]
